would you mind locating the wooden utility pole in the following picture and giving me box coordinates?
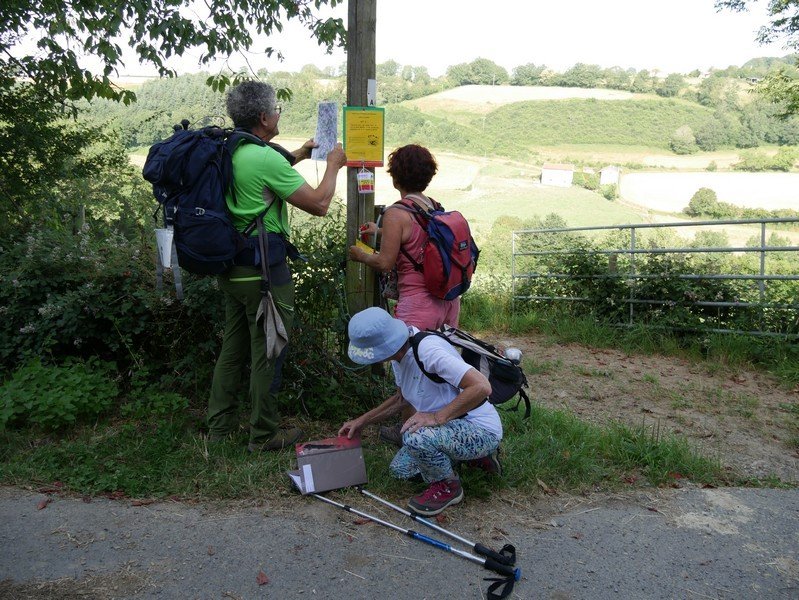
[345,0,376,316]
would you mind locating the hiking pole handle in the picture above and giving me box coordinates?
[483,557,521,581]
[409,530,521,580]
[475,542,516,566]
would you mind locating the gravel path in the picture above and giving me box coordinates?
[2,484,797,599]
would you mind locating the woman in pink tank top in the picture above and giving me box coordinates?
[348,145,460,330]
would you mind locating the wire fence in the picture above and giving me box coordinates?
[511,217,799,338]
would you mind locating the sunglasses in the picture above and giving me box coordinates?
[275,104,282,115]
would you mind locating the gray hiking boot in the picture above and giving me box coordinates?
[248,427,304,452]
[379,424,403,447]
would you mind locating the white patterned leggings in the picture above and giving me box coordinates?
[389,418,500,483]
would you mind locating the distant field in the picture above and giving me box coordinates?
[620,172,799,212]
[286,141,651,238]
[405,85,639,114]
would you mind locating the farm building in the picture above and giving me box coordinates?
[541,163,574,187]
[600,165,620,185]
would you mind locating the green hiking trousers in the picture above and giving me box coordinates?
[207,265,295,444]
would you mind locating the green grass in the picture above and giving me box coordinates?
[484,98,713,149]
[0,403,732,502]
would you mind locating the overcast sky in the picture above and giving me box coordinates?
[123,0,788,77]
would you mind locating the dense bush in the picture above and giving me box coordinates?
[733,147,798,172]
[0,204,393,427]
[684,188,719,217]
[670,125,698,155]
[0,358,118,429]
[572,171,600,191]
[683,185,799,221]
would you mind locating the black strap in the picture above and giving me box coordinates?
[256,214,271,297]
[409,332,447,384]
[485,575,516,600]
[400,245,424,272]
[497,386,532,420]
[475,542,517,566]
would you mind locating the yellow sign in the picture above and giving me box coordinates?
[355,239,375,254]
[343,106,385,167]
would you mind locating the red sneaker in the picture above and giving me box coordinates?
[408,478,464,516]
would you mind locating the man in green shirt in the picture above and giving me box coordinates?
[208,80,346,451]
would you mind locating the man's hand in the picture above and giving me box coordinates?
[327,143,347,170]
[298,138,317,160]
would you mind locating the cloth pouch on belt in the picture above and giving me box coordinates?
[234,233,291,285]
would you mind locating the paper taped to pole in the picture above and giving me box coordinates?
[311,102,338,161]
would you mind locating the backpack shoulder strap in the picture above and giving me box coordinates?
[384,200,427,272]
[409,331,447,384]
[226,128,266,153]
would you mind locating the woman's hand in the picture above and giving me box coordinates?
[359,222,378,238]
[348,244,367,263]
[339,416,366,439]
[401,411,439,434]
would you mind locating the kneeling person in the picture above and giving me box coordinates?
[339,307,502,516]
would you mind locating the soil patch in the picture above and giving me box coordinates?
[494,331,799,483]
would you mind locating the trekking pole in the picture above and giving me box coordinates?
[311,493,520,600]
[359,487,517,566]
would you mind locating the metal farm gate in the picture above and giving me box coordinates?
[511,218,799,338]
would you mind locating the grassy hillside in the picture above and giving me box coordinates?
[483,98,713,150]
[387,92,715,160]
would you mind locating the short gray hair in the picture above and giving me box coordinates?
[226,80,277,129]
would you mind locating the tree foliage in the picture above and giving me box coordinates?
[512,63,547,86]
[684,188,719,216]
[559,63,603,88]
[656,73,686,97]
[447,58,509,86]
[670,125,698,154]
[0,0,347,107]
[717,1,799,114]
[716,1,799,46]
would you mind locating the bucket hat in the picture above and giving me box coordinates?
[348,307,409,365]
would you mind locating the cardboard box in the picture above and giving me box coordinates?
[289,435,368,494]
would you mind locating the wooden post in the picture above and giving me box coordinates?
[345,0,376,317]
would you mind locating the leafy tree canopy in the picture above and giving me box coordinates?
[716,1,799,47]
[717,1,799,113]
[0,0,346,107]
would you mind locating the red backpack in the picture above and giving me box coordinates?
[395,196,480,301]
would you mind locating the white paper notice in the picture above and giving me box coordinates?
[311,102,338,161]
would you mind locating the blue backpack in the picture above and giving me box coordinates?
[142,123,265,275]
